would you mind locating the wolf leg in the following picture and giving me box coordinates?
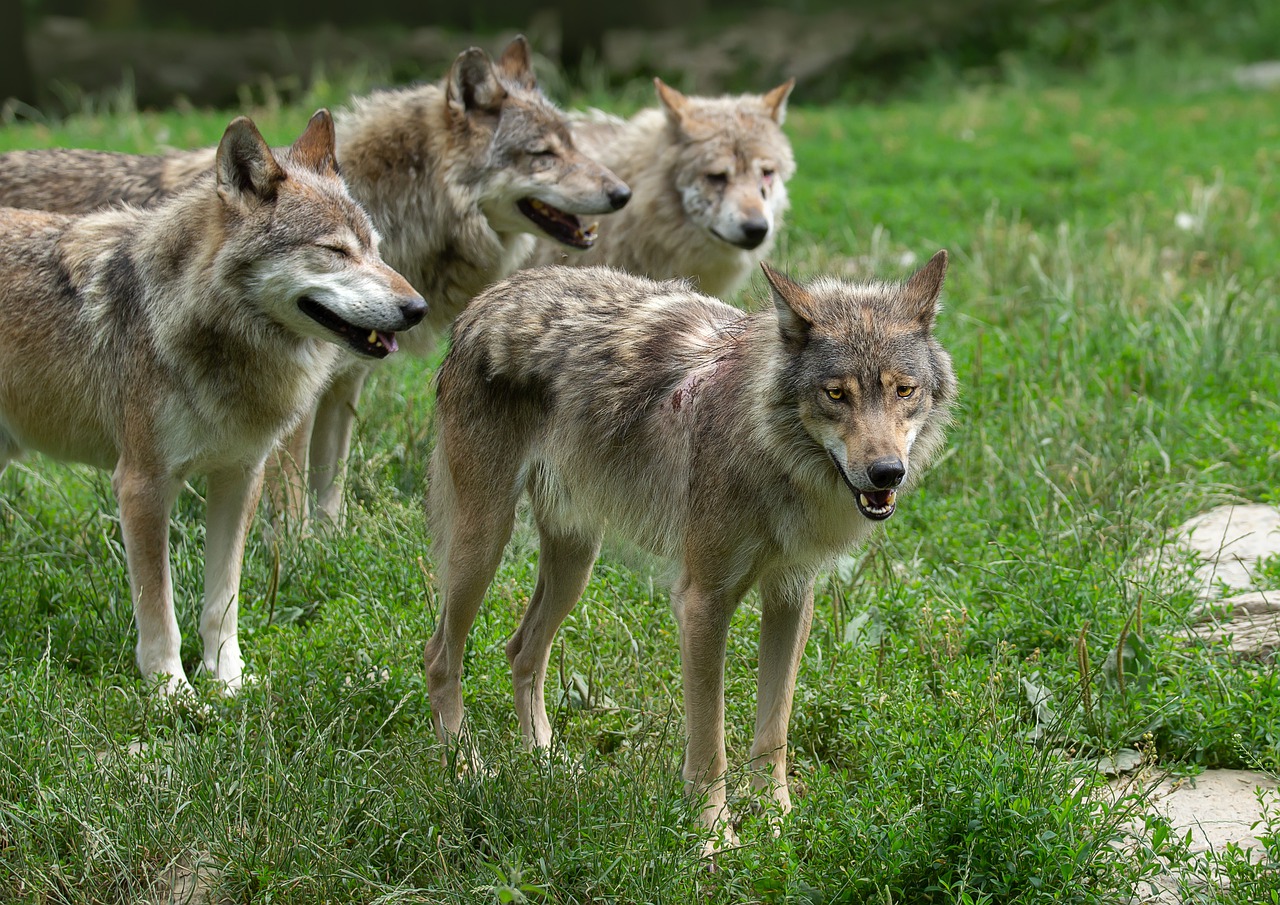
[424,446,522,753]
[506,525,602,748]
[673,573,738,852]
[308,364,370,525]
[200,462,265,692]
[0,430,15,475]
[263,406,314,532]
[113,460,187,694]
[749,573,816,814]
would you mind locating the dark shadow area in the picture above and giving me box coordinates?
[7,0,1279,113]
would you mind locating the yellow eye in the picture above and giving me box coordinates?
[897,386,916,398]
[825,387,844,401]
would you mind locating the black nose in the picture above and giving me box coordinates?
[740,218,769,248]
[608,184,632,210]
[868,457,905,489]
[400,294,427,328]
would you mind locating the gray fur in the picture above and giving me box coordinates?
[0,112,423,695]
[424,254,957,850]
[526,79,797,299]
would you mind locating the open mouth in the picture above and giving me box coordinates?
[830,453,898,521]
[297,297,398,359]
[855,488,897,521]
[518,198,598,249]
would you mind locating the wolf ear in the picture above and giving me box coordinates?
[903,249,949,330]
[655,78,693,130]
[496,35,538,91]
[216,116,285,204]
[761,78,796,124]
[762,262,817,347]
[289,109,338,176]
[447,47,506,117]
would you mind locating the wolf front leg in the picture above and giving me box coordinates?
[673,572,741,854]
[749,572,816,815]
[201,462,265,692]
[113,460,188,694]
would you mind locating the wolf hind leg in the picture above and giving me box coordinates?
[309,364,370,525]
[506,523,602,748]
[423,434,524,758]
[263,406,314,534]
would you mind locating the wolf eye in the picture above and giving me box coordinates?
[706,172,729,185]
[528,147,556,157]
[825,387,844,401]
[319,244,351,258]
[762,167,776,180]
[897,386,916,398]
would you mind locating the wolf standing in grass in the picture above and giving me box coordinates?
[425,252,956,849]
[0,36,630,525]
[528,78,795,298]
[0,112,425,695]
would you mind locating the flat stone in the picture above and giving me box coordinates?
[1144,769,1278,855]
[1112,769,1279,904]
[1234,61,1280,90]
[1180,591,1280,661]
[1176,504,1280,595]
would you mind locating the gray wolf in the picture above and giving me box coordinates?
[0,36,630,525]
[423,253,956,850]
[0,111,425,695]
[526,78,795,299]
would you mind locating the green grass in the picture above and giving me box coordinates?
[3,50,1280,904]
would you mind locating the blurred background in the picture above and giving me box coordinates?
[3,0,1279,114]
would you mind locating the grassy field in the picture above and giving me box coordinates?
[2,48,1279,904]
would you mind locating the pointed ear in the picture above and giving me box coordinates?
[903,249,948,330]
[654,78,692,129]
[761,262,816,347]
[761,78,795,124]
[289,109,338,175]
[496,34,537,91]
[216,116,285,203]
[447,47,506,117]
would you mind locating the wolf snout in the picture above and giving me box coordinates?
[398,293,428,328]
[739,218,770,249]
[607,184,632,211]
[867,457,906,489]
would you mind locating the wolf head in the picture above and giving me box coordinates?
[655,78,796,252]
[214,110,426,359]
[448,36,631,248]
[762,251,956,522]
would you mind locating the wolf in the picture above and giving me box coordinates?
[526,78,795,299]
[0,111,425,695]
[0,36,631,525]
[423,252,957,850]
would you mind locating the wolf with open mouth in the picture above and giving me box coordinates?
[0,35,630,526]
[424,251,957,854]
[0,111,424,696]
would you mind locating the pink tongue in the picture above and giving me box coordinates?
[377,332,398,353]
